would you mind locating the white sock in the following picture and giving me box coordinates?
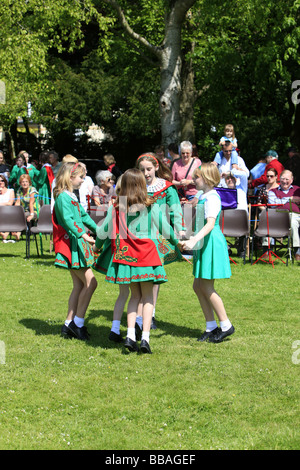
[206,320,218,332]
[136,315,143,328]
[296,248,300,255]
[111,320,121,335]
[127,327,136,342]
[220,319,232,332]
[74,316,85,328]
[152,308,155,318]
[142,331,150,343]
[65,319,71,326]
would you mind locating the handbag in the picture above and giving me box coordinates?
[178,158,195,200]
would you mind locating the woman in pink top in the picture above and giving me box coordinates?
[171,141,201,200]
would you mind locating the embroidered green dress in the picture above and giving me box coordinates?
[94,204,181,284]
[146,178,185,234]
[53,191,97,269]
[193,191,231,280]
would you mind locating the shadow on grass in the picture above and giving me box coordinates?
[20,308,201,350]
[19,315,123,350]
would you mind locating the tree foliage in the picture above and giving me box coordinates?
[0,0,299,166]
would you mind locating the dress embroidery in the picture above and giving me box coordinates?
[74,221,83,233]
[114,234,138,263]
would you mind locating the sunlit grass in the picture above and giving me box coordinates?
[0,237,299,449]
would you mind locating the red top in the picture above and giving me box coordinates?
[111,208,163,267]
[251,160,285,188]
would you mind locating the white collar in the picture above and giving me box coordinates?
[147,178,166,192]
[64,189,78,201]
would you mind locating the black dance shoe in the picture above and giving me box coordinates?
[61,324,75,339]
[209,325,235,343]
[124,337,139,352]
[109,331,123,343]
[197,327,220,342]
[67,320,90,341]
[140,339,152,354]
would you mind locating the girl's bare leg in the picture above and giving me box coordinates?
[70,268,98,319]
[67,270,84,321]
[113,284,130,322]
[127,282,141,329]
[193,278,215,322]
[194,278,228,322]
[140,281,154,333]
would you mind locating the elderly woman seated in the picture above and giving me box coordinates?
[91,170,116,207]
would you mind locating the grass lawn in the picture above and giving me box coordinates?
[0,237,299,450]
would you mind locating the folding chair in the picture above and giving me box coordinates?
[0,206,29,257]
[251,208,292,267]
[219,209,250,264]
[30,205,53,258]
[88,207,108,227]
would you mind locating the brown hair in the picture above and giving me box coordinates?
[136,152,173,182]
[0,175,8,187]
[266,167,278,176]
[115,168,153,211]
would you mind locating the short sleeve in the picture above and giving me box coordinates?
[203,192,221,219]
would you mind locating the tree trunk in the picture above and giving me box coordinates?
[180,47,197,143]
[104,0,197,149]
[159,23,183,149]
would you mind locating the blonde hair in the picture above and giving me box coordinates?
[62,154,78,163]
[19,173,32,185]
[193,162,220,188]
[53,162,85,199]
[103,153,116,165]
[224,124,235,138]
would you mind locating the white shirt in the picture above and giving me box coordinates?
[219,156,250,193]
[199,189,221,219]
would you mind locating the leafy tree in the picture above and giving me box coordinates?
[191,0,300,164]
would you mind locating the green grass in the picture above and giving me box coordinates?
[0,237,299,450]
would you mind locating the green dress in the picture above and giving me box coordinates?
[26,164,40,188]
[147,178,185,234]
[36,166,52,205]
[53,191,97,269]
[193,192,231,280]
[94,204,181,284]
[9,165,26,191]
